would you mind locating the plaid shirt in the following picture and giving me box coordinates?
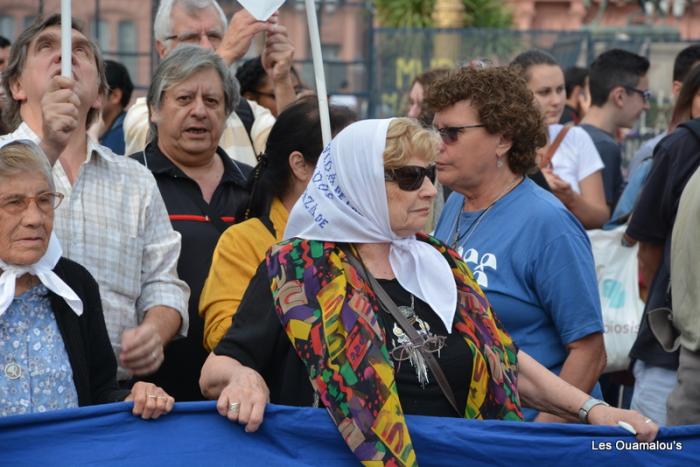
[123,97,275,166]
[1,124,190,380]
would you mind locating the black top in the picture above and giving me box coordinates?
[50,257,128,406]
[215,262,471,417]
[626,125,700,369]
[580,124,624,209]
[131,141,251,400]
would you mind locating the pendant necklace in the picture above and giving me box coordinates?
[450,176,523,256]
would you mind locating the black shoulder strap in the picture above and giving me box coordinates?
[235,99,257,153]
[193,197,232,234]
[679,118,700,143]
[259,214,276,238]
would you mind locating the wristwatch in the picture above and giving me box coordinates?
[578,397,610,423]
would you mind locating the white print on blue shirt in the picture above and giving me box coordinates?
[460,248,497,288]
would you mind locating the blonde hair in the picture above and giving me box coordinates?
[0,140,55,191]
[383,118,439,169]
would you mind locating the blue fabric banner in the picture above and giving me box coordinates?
[0,401,698,466]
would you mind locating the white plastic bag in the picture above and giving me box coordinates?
[587,226,645,373]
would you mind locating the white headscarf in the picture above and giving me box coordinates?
[0,232,83,317]
[284,119,457,332]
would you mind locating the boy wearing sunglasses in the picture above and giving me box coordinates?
[580,49,650,211]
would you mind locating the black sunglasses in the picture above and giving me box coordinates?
[384,165,437,191]
[435,124,485,144]
[623,85,652,103]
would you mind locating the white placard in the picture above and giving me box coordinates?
[61,0,71,77]
[236,0,286,21]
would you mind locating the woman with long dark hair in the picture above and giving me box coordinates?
[199,96,355,351]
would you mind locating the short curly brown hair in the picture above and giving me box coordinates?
[424,66,547,175]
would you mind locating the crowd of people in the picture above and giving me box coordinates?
[11,0,700,463]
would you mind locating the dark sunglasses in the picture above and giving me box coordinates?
[435,124,485,144]
[624,85,652,103]
[384,165,437,191]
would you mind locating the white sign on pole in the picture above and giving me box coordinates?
[236,0,286,21]
[60,0,71,77]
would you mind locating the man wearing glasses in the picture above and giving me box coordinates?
[124,0,297,166]
[580,49,651,211]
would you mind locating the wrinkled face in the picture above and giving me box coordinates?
[150,68,227,165]
[527,64,566,125]
[10,25,100,116]
[160,4,225,57]
[620,74,651,128]
[433,100,505,193]
[385,155,437,237]
[0,172,54,266]
[407,82,424,119]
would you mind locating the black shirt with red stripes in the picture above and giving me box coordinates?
[131,140,252,400]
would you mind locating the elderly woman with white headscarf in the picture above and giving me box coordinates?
[200,118,657,465]
[0,140,173,418]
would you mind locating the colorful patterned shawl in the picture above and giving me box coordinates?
[266,234,522,466]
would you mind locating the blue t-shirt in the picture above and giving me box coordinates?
[434,178,604,419]
[100,112,126,155]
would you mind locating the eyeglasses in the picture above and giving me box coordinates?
[435,124,485,144]
[164,31,223,47]
[384,165,436,191]
[624,86,652,103]
[0,192,64,215]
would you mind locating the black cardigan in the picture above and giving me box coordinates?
[49,258,129,406]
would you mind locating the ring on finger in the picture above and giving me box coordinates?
[229,401,240,414]
[147,393,157,399]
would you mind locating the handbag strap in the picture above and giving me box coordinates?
[342,245,462,416]
[540,123,572,169]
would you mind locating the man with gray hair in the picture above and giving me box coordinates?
[124,0,296,166]
[131,45,250,400]
[0,14,189,384]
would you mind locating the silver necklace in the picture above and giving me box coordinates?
[450,176,523,254]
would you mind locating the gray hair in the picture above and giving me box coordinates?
[154,0,227,46]
[146,45,240,141]
[2,14,108,131]
[0,140,55,191]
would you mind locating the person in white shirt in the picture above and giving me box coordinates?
[511,50,609,229]
[1,14,189,383]
[124,0,297,166]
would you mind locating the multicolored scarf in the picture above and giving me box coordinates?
[267,234,522,466]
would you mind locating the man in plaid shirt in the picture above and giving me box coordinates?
[1,15,189,383]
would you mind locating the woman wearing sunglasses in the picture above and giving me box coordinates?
[199,96,355,353]
[430,66,608,423]
[511,50,609,229]
[0,140,174,418]
[200,118,656,465]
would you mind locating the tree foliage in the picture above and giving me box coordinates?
[374,0,512,28]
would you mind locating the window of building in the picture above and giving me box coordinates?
[0,15,15,40]
[91,20,111,52]
[118,20,137,80]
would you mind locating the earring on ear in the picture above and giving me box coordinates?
[496,155,504,168]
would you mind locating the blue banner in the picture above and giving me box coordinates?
[1,402,698,466]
